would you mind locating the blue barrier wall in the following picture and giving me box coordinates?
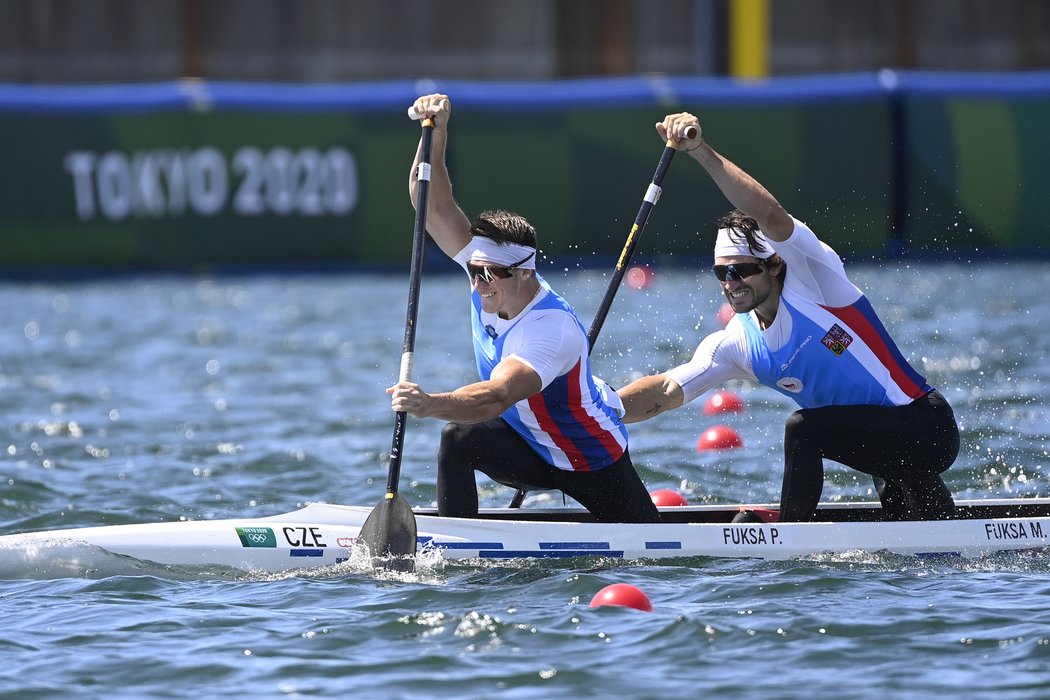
[1,71,1048,273]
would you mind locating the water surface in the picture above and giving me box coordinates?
[2,263,1049,699]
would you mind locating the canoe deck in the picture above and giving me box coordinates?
[415,498,1050,524]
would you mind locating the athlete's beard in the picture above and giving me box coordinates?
[725,283,772,314]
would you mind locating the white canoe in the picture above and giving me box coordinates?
[2,499,1049,578]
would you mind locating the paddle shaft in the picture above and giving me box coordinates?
[586,131,693,352]
[385,119,435,495]
[509,131,692,509]
[508,132,688,510]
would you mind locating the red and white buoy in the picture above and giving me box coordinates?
[696,424,743,451]
[703,390,745,415]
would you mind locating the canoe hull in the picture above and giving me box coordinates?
[2,500,1049,577]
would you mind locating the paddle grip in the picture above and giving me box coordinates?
[667,126,700,151]
[407,99,450,120]
[399,351,413,383]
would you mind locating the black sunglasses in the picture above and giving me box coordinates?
[467,251,536,284]
[713,262,766,282]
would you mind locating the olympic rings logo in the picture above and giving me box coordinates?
[237,527,276,548]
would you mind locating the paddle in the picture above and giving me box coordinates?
[586,126,696,352]
[508,127,696,509]
[358,110,439,570]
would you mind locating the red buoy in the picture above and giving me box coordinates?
[696,425,743,451]
[703,390,745,415]
[625,265,654,290]
[649,489,689,507]
[589,583,653,612]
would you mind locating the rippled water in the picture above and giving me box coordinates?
[2,262,1050,699]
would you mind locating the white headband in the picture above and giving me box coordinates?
[464,238,537,269]
[713,227,774,259]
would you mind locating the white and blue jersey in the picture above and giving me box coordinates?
[453,249,628,472]
[667,218,932,409]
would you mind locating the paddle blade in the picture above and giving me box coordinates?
[359,493,418,571]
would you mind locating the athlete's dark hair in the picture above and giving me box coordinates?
[715,209,785,280]
[716,210,773,258]
[470,210,537,248]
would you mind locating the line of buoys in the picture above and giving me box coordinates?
[589,583,653,612]
[608,304,746,619]
[696,389,745,451]
[649,488,689,507]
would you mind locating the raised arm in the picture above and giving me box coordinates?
[408,94,472,257]
[657,113,794,242]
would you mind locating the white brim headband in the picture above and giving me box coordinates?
[713,227,774,259]
[464,238,537,269]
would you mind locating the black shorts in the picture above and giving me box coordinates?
[780,389,960,521]
[436,417,661,523]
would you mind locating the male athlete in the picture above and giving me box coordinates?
[618,111,960,522]
[388,94,660,523]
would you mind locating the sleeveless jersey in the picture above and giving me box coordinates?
[667,217,932,409]
[458,262,627,471]
[739,289,932,408]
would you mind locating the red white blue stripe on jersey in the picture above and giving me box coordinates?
[470,286,627,471]
[743,292,932,409]
[820,295,931,401]
[519,358,626,471]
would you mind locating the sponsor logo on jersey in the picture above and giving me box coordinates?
[777,377,804,393]
[780,334,813,371]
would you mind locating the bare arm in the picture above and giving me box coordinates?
[617,373,686,423]
[657,114,794,242]
[388,358,543,424]
[408,94,472,257]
